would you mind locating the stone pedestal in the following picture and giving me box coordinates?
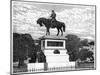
[44,49,75,68]
[40,36,75,69]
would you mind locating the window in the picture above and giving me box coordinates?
[47,41,63,47]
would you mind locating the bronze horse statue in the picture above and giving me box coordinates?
[37,17,65,36]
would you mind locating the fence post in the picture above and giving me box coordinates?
[44,63,48,71]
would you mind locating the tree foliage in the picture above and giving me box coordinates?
[13,33,46,67]
[88,41,94,46]
[65,34,81,61]
[65,34,94,62]
[80,39,89,46]
[13,33,35,67]
[78,48,94,61]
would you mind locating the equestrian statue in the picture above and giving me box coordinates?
[37,10,65,36]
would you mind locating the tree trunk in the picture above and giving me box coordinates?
[18,58,24,68]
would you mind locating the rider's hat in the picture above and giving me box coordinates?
[52,10,54,12]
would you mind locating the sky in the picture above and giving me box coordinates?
[12,1,95,40]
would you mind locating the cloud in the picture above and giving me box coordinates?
[12,1,95,40]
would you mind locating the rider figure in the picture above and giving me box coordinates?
[50,10,56,27]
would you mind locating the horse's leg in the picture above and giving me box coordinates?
[48,28,50,35]
[46,28,48,35]
[47,28,50,35]
[46,32,47,35]
[57,28,59,36]
[60,28,63,36]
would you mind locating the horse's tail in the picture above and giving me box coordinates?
[62,23,65,32]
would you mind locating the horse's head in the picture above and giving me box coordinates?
[37,18,45,27]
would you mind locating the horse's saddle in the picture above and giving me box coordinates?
[50,19,57,28]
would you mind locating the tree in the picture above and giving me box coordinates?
[65,34,81,61]
[13,33,35,68]
[78,48,94,61]
[87,51,94,62]
[78,49,89,61]
[88,41,94,46]
[29,43,46,63]
[80,39,89,46]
